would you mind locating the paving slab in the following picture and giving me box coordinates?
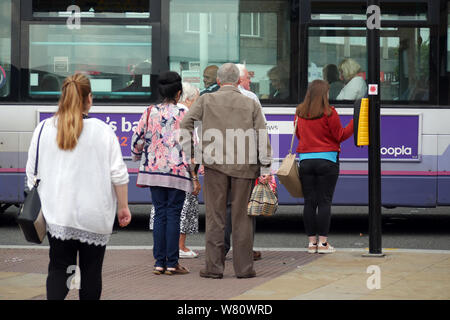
[0,248,319,300]
[2,247,449,300]
[234,251,450,300]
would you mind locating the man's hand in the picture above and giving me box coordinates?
[259,174,272,184]
[117,207,132,227]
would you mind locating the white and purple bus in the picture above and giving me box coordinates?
[1,0,449,213]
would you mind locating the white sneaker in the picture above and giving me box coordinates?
[318,242,336,254]
[308,242,318,254]
[179,249,198,259]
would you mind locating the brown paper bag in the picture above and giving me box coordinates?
[277,153,303,198]
[276,117,304,198]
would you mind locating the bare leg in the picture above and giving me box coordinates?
[179,233,188,251]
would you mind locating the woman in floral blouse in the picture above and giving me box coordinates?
[131,71,201,275]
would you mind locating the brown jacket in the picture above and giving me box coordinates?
[180,85,272,179]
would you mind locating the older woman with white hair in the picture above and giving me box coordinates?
[336,58,367,101]
[150,81,201,259]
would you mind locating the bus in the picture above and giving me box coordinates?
[1,0,449,213]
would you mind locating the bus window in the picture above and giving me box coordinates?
[28,24,152,101]
[308,26,431,103]
[169,0,293,102]
[308,27,368,101]
[448,4,450,72]
[32,0,150,19]
[380,28,430,102]
[380,2,427,21]
[311,2,367,20]
[311,1,427,21]
[0,0,12,98]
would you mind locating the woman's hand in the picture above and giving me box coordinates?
[117,207,132,227]
[192,180,201,196]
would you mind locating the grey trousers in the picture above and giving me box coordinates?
[203,167,255,277]
[224,205,256,255]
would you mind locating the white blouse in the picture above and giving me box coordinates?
[336,76,368,101]
[26,117,129,246]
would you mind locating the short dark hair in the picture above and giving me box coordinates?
[323,64,340,83]
[158,71,182,101]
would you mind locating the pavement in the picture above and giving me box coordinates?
[0,246,449,300]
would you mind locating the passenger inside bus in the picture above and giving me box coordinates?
[200,65,219,95]
[266,65,289,100]
[322,64,345,100]
[0,64,7,97]
[117,61,152,93]
[336,58,368,101]
[40,73,61,93]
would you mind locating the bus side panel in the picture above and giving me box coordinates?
[438,177,450,205]
[128,173,152,204]
[0,173,21,203]
[277,175,437,207]
[0,132,20,203]
[438,136,450,205]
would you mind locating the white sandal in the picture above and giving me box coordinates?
[179,249,198,259]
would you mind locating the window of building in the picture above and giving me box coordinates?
[240,13,261,37]
[28,25,152,100]
[169,0,293,102]
[186,13,212,34]
[0,0,12,98]
[32,0,150,19]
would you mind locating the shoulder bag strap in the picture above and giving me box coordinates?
[289,116,298,155]
[33,121,46,186]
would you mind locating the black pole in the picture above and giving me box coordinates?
[366,0,383,256]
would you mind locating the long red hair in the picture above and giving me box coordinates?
[296,80,332,119]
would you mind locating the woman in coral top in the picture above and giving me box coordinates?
[131,72,201,275]
[295,80,354,254]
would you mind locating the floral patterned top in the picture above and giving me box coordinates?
[131,103,193,193]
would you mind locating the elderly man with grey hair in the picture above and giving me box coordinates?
[235,64,262,107]
[226,64,265,262]
[181,63,272,279]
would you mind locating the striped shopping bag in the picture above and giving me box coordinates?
[247,182,278,217]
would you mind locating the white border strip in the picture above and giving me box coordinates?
[1,245,450,254]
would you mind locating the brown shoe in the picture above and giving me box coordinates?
[253,251,262,261]
[199,269,223,279]
[164,264,189,275]
[237,271,256,279]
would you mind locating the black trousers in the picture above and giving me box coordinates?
[298,159,339,237]
[47,233,106,300]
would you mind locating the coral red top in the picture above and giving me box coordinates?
[295,107,354,154]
